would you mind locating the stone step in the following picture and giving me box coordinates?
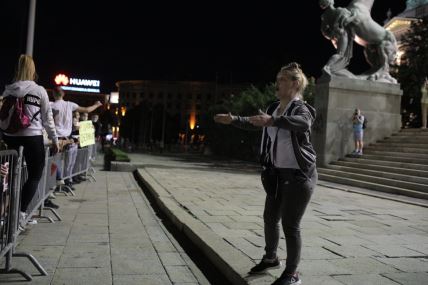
[364,149,428,158]
[377,139,427,146]
[393,133,428,137]
[319,168,428,193]
[348,154,428,165]
[318,172,428,200]
[341,157,428,171]
[372,142,428,149]
[400,127,428,131]
[326,164,428,185]
[398,128,428,134]
[332,160,428,178]
[383,137,428,143]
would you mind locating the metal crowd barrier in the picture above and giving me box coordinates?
[0,142,97,281]
[0,149,28,279]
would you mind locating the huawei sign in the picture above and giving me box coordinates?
[53,73,101,93]
[55,74,69,85]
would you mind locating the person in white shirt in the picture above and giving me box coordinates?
[1,55,59,220]
[51,86,102,187]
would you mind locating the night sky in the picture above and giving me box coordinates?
[1,0,407,94]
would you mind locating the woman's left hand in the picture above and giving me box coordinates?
[249,110,273,127]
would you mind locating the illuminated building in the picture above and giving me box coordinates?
[115,80,249,149]
[384,2,428,64]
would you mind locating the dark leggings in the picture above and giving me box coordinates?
[263,168,317,275]
[3,135,45,212]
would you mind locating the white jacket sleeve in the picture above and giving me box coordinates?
[40,87,58,144]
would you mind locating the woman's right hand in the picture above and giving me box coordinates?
[213,113,233,125]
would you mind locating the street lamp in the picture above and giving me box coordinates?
[26,0,37,56]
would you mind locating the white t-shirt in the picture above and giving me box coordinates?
[267,99,299,169]
[50,99,79,137]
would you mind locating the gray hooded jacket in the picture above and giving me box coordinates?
[2,81,58,144]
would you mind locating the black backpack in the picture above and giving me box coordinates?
[362,117,367,129]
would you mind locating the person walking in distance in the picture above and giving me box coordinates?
[214,62,317,285]
[1,55,59,224]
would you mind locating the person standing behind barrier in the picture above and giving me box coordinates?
[91,114,102,155]
[1,55,59,219]
[51,86,102,188]
[214,62,317,285]
[421,78,428,129]
[71,111,86,183]
[352,108,364,156]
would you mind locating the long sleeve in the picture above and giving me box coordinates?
[40,88,58,144]
[230,116,261,131]
[271,105,313,132]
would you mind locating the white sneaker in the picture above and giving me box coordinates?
[56,179,65,186]
[19,211,27,228]
[27,219,38,225]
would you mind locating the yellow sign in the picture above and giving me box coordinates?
[79,120,95,147]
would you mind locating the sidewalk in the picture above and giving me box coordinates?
[0,169,209,285]
[132,153,428,285]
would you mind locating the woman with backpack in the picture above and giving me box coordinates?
[214,62,317,285]
[1,55,59,225]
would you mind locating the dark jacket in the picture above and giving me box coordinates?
[232,99,317,177]
[270,100,316,175]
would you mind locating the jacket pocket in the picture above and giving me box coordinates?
[261,167,278,196]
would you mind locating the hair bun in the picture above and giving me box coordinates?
[285,62,301,70]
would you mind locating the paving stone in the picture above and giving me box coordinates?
[375,257,428,272]
[383,272,428,285]
[113,274,172,285]
[332,273,401,285]
[159,252,186,266]
[322,244,379,258]
[328,257,400,274]
[57,242,110,268]
[404,243,428,255]
[165,265,198,283]
[362,244,424,257]
[52,267,112,285]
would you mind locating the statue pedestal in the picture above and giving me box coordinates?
[313,76,402,167]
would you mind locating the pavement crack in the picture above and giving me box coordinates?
[179,204,199,220]
[321,237,341,246]
[322,246,346,258]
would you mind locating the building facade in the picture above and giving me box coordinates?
[385,1,428,64]
[116,80,249,149]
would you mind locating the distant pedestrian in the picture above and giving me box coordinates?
[214,62,317,285]
[421,77,428,129]
[1,55,59,224]
[352,108,364,155]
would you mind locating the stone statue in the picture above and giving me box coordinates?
[320,0,398,83]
